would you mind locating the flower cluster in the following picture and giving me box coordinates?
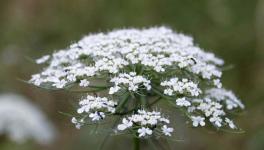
[72,95,117,129]
[176,88,244,128]
[117,110,173,137]
[176,97,191,107]
[161,78,201,96]
[30,27,223,90]
[109,72,151,94]
[206,88,245,110]
[29,27,245,139]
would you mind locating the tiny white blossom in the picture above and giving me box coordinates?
[67,74,77,82]
[36,55,50,64]
[138,127,153,137]
[79,79,90,87]
[176,97,191,107]
[225,118,236,129]
[213,79,222,88]
[117,118,133,130]
[191,116,205,127]
[162,125,174,136]
[109,86,121,95]
[52,79,67,88]
[209,116,222,127]
[89,112,105,121]
[71,117,83,129]
[206,88,244,110]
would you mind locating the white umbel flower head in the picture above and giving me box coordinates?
[29,26,245,139]
[30,27,224,90]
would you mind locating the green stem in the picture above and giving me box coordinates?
[133,137,140,150]
[115,92,130,112]
[139,94,147,108]
[151,86,173,100]
[87,85,111,89]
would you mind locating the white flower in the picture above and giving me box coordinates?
[191,116,205,127]
[89,112,105,121]
[30,27,224,90]
[109,72,151,94]
[138,127,153,137]
[159,118,170,124]
[147,117,158,125]
[117,110,172,138]
[30,27,244,133]
[209,116,222,127]
[187,106,196,113]
[67,74,77,82]
[206,88,244,109]
[161,78,201,96]
[162,125,174,136]
[71,117,84,129]
[52,79,67,89]
[213,79,222,88]
[225,118,236,129]
[71,117,78,124]
[36,55,50,64]
[74,95,116,126]
[164,89,173,96]
[79,79,90,87]
[109,86,121,95]
[176,97,191,107]
[117,118,133,131]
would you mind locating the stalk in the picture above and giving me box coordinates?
[139,94,147,107]
[133,137,140,150]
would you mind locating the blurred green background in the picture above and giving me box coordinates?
[0,0,263,150]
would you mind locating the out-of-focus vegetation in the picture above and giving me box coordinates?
[0,0,263,150]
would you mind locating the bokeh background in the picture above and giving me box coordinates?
[0,0,263,150]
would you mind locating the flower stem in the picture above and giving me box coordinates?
[133,137,140,150]
[140,94,147,107]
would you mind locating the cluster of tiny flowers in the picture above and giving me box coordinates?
[72,95,117,129]
[161,78,201,96]
[175,88,244,129]
[29,27,245,138]
[117,110,173,138]
[30,27,224,90]
[176,97,191,107]
[205,88,245,110]
[109,72,151,94]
